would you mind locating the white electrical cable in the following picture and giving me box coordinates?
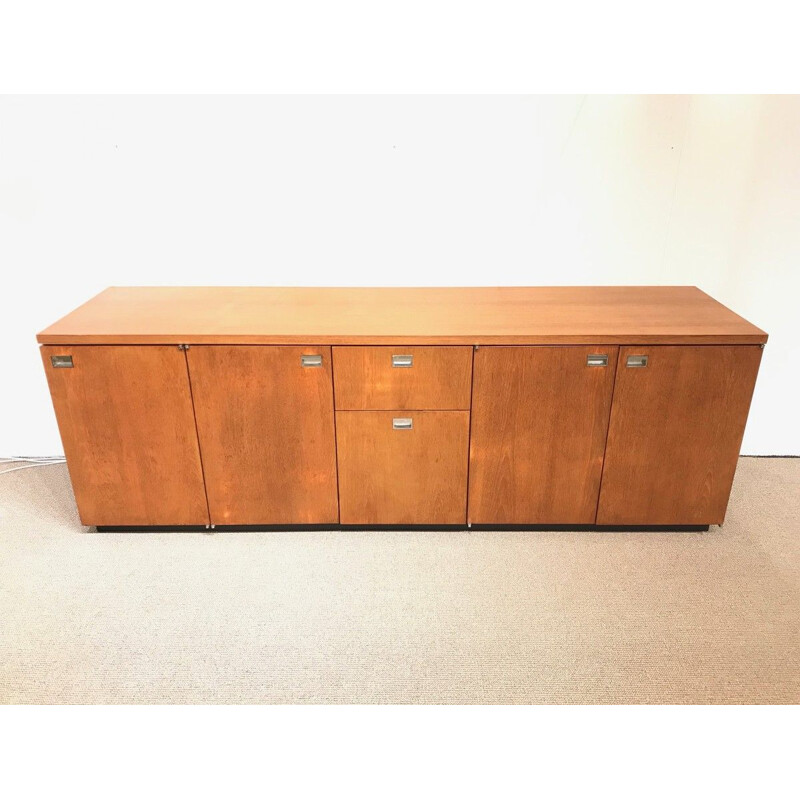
[0,455,65,460]
[0,461,65,464]
[1,455,66,460]
[0,461,67,475]
[0,456,67,475]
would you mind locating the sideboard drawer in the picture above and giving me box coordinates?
[336,410,469,524]
[332,346,473,410]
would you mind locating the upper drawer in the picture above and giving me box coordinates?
[333,346,473,410]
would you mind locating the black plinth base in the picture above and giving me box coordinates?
[95,523,710,533]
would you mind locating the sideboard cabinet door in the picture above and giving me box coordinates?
[468,346,618,524]
[186,346,339,525]
[337,411,469,525]
[597,345,762,525]
[40,345,209,526]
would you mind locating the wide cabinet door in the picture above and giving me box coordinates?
[40,345,209,526]
[597,345,762,525]
[337,411,469,525]
[186,346,339,525]
[468,346,618,524]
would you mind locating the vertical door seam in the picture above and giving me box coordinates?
[593,345,622,524]
[330,347,343,524]
[465,345,477,526]
[182,348,212,526]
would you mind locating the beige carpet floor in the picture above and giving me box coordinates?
[1,458,798,704]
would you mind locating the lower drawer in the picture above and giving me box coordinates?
[336,410,469,525]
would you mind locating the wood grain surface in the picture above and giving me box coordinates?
[40,345,209,526]
[336,411,469,525]
[186,346,339,525]
[36,286,768,345]
[596,345,763,525]
[468,346,619,524]
[333,346,472,409]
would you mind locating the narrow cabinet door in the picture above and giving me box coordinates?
[597,345,762,525]
[468,346,618,524]
[40,345,209,526]
[186,346,339,525]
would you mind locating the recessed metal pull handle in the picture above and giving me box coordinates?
[626,355,648,368]
[50,355,73,368]
[301,354,323,367]
[392,355,413,368]
[586,354,608,367]
[393,417,413,430]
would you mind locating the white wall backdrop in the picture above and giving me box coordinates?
[1,95,798,455]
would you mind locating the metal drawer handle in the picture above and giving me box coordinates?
[392,418,413,430]
[626,355,648,368]
[586,354,608,367]
[392,354,413,368]
[301,354,323,367]
[50,355,73,368]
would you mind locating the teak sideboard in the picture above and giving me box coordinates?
[37,287,767,531]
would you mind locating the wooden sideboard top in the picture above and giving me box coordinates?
[37,286,768,345]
